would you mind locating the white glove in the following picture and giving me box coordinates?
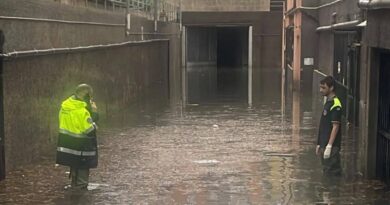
[323,144,332,159]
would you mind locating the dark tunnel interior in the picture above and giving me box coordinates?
[216,27,248,101]
[187,26,249,104]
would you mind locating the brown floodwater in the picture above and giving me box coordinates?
[0,100,389,204]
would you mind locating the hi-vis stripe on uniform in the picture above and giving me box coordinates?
[330,97,342,111]
[57,147,96,156]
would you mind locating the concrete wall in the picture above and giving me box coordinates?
[182,0,270,12]
[159,23,182,103]
[2,41,170,171]
[254,12,283,103]
[358,10,390,178]
[317,32,334,74]
[306,0,362,117]
[357,39,373,178]
[0,0,182,102]
[300,12,319,110]
[317,0,361,26]
[0,0,162,52]
[0,0,181,171]
[366,11,390,50]
[315,0,361,74]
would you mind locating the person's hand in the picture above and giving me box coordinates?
[323,144,332,159]
[316,145,321,156]
[91,101,98,112]
[93,122,98,130]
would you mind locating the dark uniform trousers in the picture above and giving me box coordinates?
[320,146,342,176]
[70,167,89,189]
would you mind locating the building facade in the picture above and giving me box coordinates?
[284,0,390,184]
[358,0,390,185]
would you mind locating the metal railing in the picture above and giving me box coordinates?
[80,0,179,22]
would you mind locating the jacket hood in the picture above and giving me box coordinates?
[61,96,87,111]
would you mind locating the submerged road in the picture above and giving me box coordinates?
[0,101,389,204]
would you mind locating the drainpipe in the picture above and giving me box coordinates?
[0,30,5,181]
[126,0,130,36]
[293,0,302,93]
[154,0,159,32]
[359,0,390,9]
[179,0,182,31]
[316,20,362,31]
[281,1,286,116]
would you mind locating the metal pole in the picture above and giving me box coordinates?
[281,1,286,116]
[248,26,253,107]
[126,0,130,35]
[141,26,144,40]
[179,0,182,31]
[154,0,159,31]
[293,2,302,93]
[0,30,5,181]
[181,26,187,106]
[154,0,158,21]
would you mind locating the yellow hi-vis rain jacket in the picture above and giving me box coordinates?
[56,96,98,168]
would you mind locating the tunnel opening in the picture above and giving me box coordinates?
[186,26,249,104]
[216,27,248,101]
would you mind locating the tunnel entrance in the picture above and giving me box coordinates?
[217,27,248,101]
[186,26,249,104]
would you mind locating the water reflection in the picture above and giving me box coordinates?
[0,70,389,204]
[187,65,248,104]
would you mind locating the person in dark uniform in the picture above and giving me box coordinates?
[56,84,99,190]
[316,76,342,176]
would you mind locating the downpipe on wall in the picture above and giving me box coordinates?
[0,30,5,181]
[358,0,390,9]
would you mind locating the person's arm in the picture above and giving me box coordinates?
[91,112,99,123]
[324,106,342,159]
[316,130,321,156]
[90,100,99,123]
[328,123,340,146]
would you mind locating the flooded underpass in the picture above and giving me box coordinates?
[1,95,390,204]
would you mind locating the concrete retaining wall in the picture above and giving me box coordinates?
[3,40,170,171]
[0,0,181,171]
[0,0,165,51]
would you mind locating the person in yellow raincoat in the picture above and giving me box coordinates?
[56,84,98,190]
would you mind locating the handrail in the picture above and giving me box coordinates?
[0,16,125,27]
[0,39,169,59]
[285,0,344,16]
